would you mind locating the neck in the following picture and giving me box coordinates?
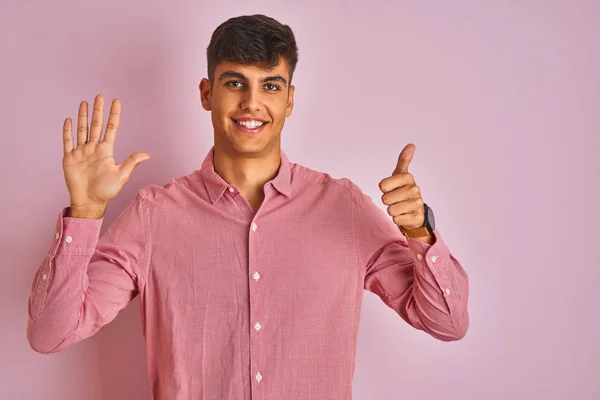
[212,145,282,204]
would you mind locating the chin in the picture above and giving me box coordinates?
[225,138,269,155]
[230,130,274,150]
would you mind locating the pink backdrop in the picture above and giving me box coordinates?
[2,1,599,399]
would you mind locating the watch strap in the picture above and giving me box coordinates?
[399,225,430,238]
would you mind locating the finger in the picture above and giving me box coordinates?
[63,118,74,153]
[379,172,414,194]
[387,197,424,218]
[392,143,416,175]
[76,101,88,147]
[392,213,418,228]
[118,152,151,184]
[89,94,104,143]
[381,184,417,205]
[103,98,121,146]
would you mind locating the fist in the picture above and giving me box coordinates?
[378,144,425,230]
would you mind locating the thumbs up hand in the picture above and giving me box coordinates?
[378,144,426,231]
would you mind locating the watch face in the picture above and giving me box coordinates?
[427,206,435,230]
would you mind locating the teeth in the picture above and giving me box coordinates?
[237,120,265,129]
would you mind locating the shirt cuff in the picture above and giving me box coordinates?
[49,207,104,257]
[406,229,460,312]
[406,229,449,265]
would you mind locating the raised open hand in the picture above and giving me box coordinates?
[62,94,150,217]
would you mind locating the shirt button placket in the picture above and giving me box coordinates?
[249,220,264,392]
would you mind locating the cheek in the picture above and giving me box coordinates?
[211,91,236,114]
[268,98,290,119]
[215,106,236,126]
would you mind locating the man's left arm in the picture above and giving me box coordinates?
[357,144,469,341]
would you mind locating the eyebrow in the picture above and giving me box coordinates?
[218,70,288,87]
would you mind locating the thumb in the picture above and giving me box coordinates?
[119,152,151,183]
[392,143,416,175]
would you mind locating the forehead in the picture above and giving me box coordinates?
[215,58,290,80]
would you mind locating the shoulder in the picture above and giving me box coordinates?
[134,169,202,204]
[291,162,363,197]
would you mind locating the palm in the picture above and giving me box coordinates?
[62,95,150,209]
[64,143,120,205]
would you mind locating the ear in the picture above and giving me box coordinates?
[285,85,295,117]
[199,78,212,111]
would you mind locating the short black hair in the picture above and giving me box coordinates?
[206,14,299,86]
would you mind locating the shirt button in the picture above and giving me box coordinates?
[430,255,438,262]
[255,322,262,331]
[416,254,423,260]
[42,274,47,281]
[256,372,262,382]
[54,232,59,240]
[251,222,258,232]
[253,272,260,281]
[445,288,451,295]
[228,187,235,193]
[65,236,73,243]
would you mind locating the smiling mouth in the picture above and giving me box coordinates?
[232,118,268,132]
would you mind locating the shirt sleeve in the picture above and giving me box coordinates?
[353,185,469,341]
[26,192,150,354]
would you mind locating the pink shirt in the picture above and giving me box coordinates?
[27,146,469,400]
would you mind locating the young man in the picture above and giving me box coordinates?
[27,14,469,400]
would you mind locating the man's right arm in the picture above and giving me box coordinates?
[28,93,152,354]
[27,193,150,354]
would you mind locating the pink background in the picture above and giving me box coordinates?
[2,1,599,399]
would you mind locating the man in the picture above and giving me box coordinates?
[27,14,469,400]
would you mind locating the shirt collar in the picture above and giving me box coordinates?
[200,146,292,204]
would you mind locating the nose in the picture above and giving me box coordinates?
[239,86,261,113]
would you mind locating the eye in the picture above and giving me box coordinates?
[226,81,244,88]
[264,84,280,91]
